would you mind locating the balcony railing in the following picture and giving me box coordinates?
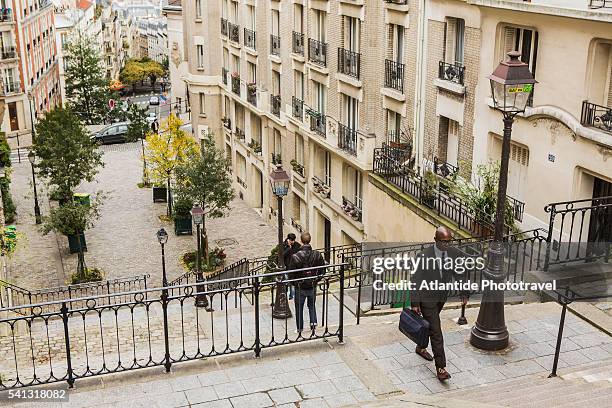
[432,157,459,178]
[247,139,261,154]
[312,175,331,198]
[338,48,360,79]
[235,127,245,142]
[0,9,13,23]
[383,0,408,3]
[222,117,232,130]
[290,160,304,177]
[1,46,16,60]
[342,196,362,222]
[581,100,612,134]
[244,28,256,50]
[247,84,257,106]
[589,0,612,8]
[228,22,240,43]
[270,35,281,56]
[292,31,304,55]
[236,176,247,189]
[308,38,327,67]
[338,124,357,156]
[307,108,326,137]
[2,80,19,95]
[221,18,228,36]
[292,96,304,121]
[385,59,405,93]
[270,94,281,117]
[222,67,228,85]
[231,74,241,95]
[438,61,465,85]
[271,153,282,165]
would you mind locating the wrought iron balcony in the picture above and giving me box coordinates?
[244,28,256,50]
[589,0,612,8]
[236,176,247,188]
[312,175,331,198]
[247,83,257,106]
[228,22,240,43]
[292,31,304,55]
[1,46,16,60]
[307,108,326,137]
[432,157,459,178]
[337,48,360,79]
[338,124,357,156]
[270,35,281,56]
[292,96,304,121]
[270,94,281,117]
[290,159,304,177]
[383,0,408,3]
[247,139,261,154]
[231,74,241,95]
[0,9,13,23]
[222,117,231,130]
[438,61,465,85]
[581,100,612,134]
[235,127,245,141]
[220,18,228,36]
[271,153,282,165]
[342,196,362,222]
[222,67,228,85]
[385,59,405,93]
[385,130,412,151]
[308,38,327,67]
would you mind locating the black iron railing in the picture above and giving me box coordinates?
[291,160,305,177]
[544,196,612,270]
[581,100,612,134]
[231,74,241,95]
[307,108,326,136]
[222,67,228,85]
[432,157,459,178]
[228,22,240,43]
[237,175,247,188]
[235,127,245,141]
[338,48,360,79]
[438,61,465,85]
[271,153,282,165]
[292,96,304,121]
[1,46,16,59]
[385,130,412,151]
[222,117,231,130]
[270,34,281,56]
[270,94,281,117]
[247,84,257,106]
[385,59,405,93]
[383,0,408,4]
[292,31,304,55]
[338,124,357,156]
[342,196,362,222]
[308,38,327,67]
[589,0,612,8]
[244,28,256,49]
[0,266,347,390]
[220,18,228,36]
[312,175,331,198]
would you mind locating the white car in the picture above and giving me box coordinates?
[146,112,157,125]
[149,96,160,106]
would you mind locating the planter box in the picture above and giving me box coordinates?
[67,233,87,254]
[153,186,167,203]
[174,216,193,236]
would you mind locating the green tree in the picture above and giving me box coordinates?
[64,33,114,125]
[174,132,234,265]
[31,108,103,202]
[119,60,145,93]
[143,60,165,89]
[125,104,149,142]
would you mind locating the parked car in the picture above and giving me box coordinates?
[146,112,157,125]
[91,122,130,144]
[149,96,160,106]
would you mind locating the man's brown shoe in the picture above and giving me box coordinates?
[436,367,451,381]
[415,347,433,361]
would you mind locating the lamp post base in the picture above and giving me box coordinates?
[272,282,292,319]
[470,322,509,351]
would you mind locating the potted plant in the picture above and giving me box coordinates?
[421,170,437,208]
[290,159,304,177]
[173,197,193,235]
[247,82,256,95]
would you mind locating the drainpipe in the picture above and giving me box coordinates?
[414,0,428,174]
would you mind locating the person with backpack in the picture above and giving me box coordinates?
[282,233,301,300]
[288,232,326,333]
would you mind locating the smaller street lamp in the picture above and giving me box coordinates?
[157,228,169,288]
[270,164,292,319]
[191,205,209,309]
[28,151,42,224]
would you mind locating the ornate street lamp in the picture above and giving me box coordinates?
[470,51,536,351]
[27,92,36,144]
[28,151,42,224]
[269,164,292,319]
[191,205,209,309]
[157,228,169,288]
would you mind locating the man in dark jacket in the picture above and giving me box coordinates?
[410,226,468,381]
[288,232,326,333]
[282,233,301,299]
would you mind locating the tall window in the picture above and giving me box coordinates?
[294,4,303,33]
[502,26,538,75]
[386,110,402,139]
[272,10,280,36]
[313,10,326,42]
[344,17,360,52]
[445,17,465,65]
[324,150,332,186]
[248,62,256,84]
[231,0,238,23]
[389,24,404,62]
[272,70,281,96]
[199,93,206,115]
[294,70,304,100]
[344,165,363,206]
[197,45,204,68]
[232,54,240,74]
[313,80,326,113]
[222,0,227,19]
[295,133,304,165]
[247,5,255,30]
[273,128,282,155]
[195,0,202,19]
[251,113,262,143]
[343,94,358,129]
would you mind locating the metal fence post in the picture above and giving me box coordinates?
[544,205,556,271]
[161,287,172,373]
[60,301,75,388]
[338,264,345,344]
[549,300,568,378]
[253,276,261,358]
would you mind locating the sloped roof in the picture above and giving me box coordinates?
[76,0,93,10]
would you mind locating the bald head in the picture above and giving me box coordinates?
[434,226,453,251]
[300,232,312,245]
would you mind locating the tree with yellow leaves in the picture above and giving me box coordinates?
[144,114,200,215]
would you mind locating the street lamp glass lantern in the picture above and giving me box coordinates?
[489,51,537,115]
[28,151,36,165]
[156,228,168,245]
[269,165,290,197]
[190,205,204,226]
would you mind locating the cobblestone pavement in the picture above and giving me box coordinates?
[5,142,278,289]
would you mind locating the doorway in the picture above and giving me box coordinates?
[323,216,331,262]
[588,177,612,251]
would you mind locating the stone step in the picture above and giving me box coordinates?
[501,378,609,407]
[443,375,553,401]
[521,382,612,408]
[560,358,612,379]
[561,389,612,408]
[471,377,568,404]
[579,368,612,382]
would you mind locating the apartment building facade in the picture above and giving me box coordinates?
[0,0,61,144]
[181,0,612,250]
[163,0,188,105]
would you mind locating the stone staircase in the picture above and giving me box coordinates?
[438,358,612,408]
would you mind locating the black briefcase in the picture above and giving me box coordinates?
[398,308,430,349]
